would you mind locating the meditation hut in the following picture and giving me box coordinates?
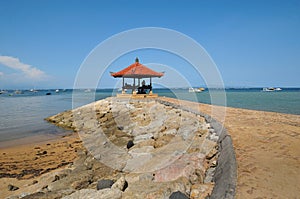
[110,58,164,98]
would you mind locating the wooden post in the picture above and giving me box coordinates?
[149,77,153,94]
[133,78,136,95]
[122,77,125,94]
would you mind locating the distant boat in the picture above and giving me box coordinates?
[0,90,6,94]
[29,88,38,92]
[189,87,205,92]
[55,89,59,93]
[84,89,91,92]
[46,92,51,95]
[262,87,282,92]
[14,90,23,94]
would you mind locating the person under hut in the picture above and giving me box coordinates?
[137,80,151,94]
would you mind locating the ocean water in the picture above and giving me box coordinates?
[156,88,300,115]
[0,88,299,143]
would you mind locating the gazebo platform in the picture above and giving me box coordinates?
[110,58,164,97]
[116,93,158,98]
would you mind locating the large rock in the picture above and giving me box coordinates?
[123,151,153,172]
[190,184,214,199]
[129,146,154,154]
[154,153,205,182]
[200,139,218,156]
[47,170,92,192]
[169,191,189,199]
[122,178,190,199]
[111,176,127,191]
[134,133,154,143]
[97,179,114,190]
[62,188,122,199]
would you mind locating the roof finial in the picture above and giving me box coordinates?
[135,57,139,63]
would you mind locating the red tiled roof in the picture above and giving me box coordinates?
[111,59,164,78]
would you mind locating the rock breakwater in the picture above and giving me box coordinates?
[8,97,220,199]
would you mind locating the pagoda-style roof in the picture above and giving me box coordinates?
[111,58,164,78]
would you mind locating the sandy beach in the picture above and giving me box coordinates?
[160,97,300,198]
[0,133,83,198]
[1,97,299,198]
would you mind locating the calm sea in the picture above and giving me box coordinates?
[0,88,299,143]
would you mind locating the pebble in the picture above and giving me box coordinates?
[32,180,38,185]
[127,140,134,149]
[8,184,19,191]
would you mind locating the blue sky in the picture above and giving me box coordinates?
[0,0,299,89]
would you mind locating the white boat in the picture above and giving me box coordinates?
[262,87,282,92]
[263,88,273,92]
[189,87,205,92]
[55,89,59,93]
[29,88,38,92]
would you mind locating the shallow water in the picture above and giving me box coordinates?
[156,88,300,115]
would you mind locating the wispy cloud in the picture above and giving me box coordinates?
[0,71,3,76]
[0,55,47,80]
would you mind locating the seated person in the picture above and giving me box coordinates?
[137,87,146,94]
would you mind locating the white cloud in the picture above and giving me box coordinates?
[0,71,3,76]
[0,55,47,80]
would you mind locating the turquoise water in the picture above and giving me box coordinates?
[155,88,300,115]
[0,88,299,142]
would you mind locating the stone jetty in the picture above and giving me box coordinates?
[7,97,220,199]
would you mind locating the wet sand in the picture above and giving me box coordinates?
[1,97,300,198]
[0,133,83,198]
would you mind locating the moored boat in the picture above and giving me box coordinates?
[262,87,282,92]
[189,87,205,92]
[30,88,38,92]
[14,90,23,94]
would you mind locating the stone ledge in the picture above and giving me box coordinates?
[156,98,237,199]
